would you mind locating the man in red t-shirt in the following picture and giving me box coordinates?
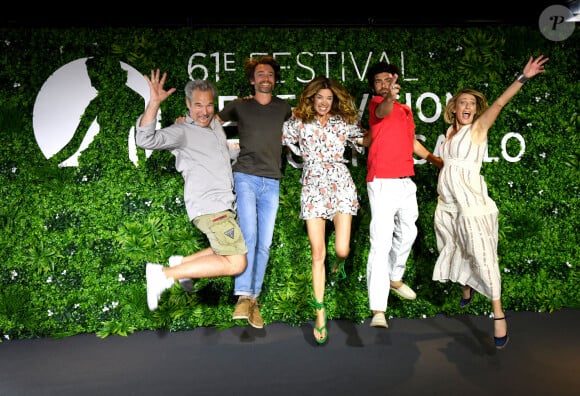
[363,62,442,329]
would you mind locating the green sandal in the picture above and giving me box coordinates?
[308,298,328,344]
[331,259,346,282]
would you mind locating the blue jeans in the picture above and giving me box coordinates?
[233,172,280,298]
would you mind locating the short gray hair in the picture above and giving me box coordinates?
[184,79,218,101]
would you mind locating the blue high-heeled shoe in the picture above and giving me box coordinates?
[459,287,475,308]
[494,316,509,349]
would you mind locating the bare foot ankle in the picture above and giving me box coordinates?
[462,286,472,299]
[494,315,508,338]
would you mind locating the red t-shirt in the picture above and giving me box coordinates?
[366,95,416,181]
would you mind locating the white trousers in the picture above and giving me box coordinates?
[366,178,418,312]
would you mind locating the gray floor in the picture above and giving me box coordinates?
[1,309,579,396]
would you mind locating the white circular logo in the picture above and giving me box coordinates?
[539,4,575,41]
[33,58,151,167]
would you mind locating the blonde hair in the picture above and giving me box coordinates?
[444,88,488,125]
[293,76,359,124]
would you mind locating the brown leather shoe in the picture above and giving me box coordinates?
[248,301,264,329]
[232,298,252,320]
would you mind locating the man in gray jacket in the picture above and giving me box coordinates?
[136,70,247,311]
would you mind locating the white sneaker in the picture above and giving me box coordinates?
[146,263,173,311]
[168,255,193,293]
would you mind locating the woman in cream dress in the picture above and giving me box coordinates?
[432,55,549,349]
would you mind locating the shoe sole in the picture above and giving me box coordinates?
[145,264,159,311]
[390,287,416,300]
[248,305,264,329]
[495,335,509,349]
[370,313,388,328]
[248,310,264,329]
[459,298,472,308]
[248,319,264,329]
[178,280,194,293]
[232,300,252,320]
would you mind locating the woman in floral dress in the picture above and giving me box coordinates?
[282,76,364,344]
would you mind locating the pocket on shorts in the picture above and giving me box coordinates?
[209,214,244,248]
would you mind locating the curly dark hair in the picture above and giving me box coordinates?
[244,55,282,87]
[366,62,401,90]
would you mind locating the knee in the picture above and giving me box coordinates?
[335,246,350,260]
[229,254,247,275]
[311,248,326,264]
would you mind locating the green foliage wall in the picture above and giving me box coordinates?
[0,25,578,340]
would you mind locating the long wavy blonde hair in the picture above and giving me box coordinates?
[293,76,359,124]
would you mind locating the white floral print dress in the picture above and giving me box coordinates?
[282,114,364,220]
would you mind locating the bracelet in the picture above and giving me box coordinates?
[516,73,529,84]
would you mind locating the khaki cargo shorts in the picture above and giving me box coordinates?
[193,210,248,256]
